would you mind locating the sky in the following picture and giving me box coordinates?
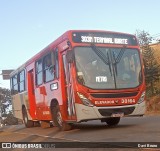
[0,0,160,89]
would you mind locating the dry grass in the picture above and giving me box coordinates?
[145,95,160,116]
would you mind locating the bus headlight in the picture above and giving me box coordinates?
[77,92,94,107]
[138,91,145,104]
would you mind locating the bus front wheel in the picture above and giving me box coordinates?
[22,107,34,128]
[52,104,72,131]
[105,117,120,126]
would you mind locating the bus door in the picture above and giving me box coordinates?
[62,51,76,120]
[27,69,37,119]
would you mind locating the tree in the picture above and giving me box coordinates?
[0,87,18,125]
[136,30,160,96]
[0,87,12,117]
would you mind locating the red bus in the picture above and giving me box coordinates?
[10,30,146,130]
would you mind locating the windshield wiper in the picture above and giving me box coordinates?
[112,51,117,75]
[114,46,126,64]
[113,46,126,76]
[107,51,112,76]
[91,44,112,76]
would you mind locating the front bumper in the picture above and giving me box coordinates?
[75,102,145,122]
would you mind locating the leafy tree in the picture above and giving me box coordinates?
[0,87,18,125]
[0,87,12,116]
[136,30,160,96]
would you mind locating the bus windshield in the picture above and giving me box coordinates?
[74,46,142,89]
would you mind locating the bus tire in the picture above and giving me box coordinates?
[22,107,34,128]
[105,117,120,126]
[52,104,72,131]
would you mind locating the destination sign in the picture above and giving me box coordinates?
[72,32,137,45]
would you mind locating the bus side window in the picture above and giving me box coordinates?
[43,53,54,82]
[36,59,43,85]
[19,70,25,92]
[12,74,18,94]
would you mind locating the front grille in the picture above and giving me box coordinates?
[91,92,138,98]
[98,107,135,116]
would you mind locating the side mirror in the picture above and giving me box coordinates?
[49,65,55,73]
[66,50,74,63]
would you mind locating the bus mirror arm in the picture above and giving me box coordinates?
[51,51,56,66]
[66,50,74,63]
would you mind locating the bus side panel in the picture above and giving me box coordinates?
[34,80,63,120]
[35,85,51,120]
[12,92,28,120]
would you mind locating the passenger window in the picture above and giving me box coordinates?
[19,70,25,92]
[12,74,18,94]
[43,53,54,82]
[36,59,43,85]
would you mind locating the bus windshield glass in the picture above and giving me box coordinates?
[74,46,142,89]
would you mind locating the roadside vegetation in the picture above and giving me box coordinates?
[0,87,18,126]
[136,30,160,114]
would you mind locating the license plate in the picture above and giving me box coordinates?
[111,113,124,117]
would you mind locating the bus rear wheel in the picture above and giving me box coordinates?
[22,107,34,128]
[52,104,72,131]
[105,117,120,126]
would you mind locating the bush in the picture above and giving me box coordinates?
[146,95,160,112]
[1,113,18,125]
